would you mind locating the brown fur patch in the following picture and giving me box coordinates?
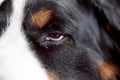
[31,8,52,28]
[98,61,118,80]
[47,71,60,80]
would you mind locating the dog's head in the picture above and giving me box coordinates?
[0,0,120,80]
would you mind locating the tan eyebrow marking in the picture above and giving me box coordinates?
[47,71,60,80]
[98,61,118,80]
[31,8,52,28]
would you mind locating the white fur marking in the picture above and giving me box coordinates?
[0,0,4,5]
[0,0,49,80]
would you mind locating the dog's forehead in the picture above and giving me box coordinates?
[24,0,79,13]
[0,0,79,41]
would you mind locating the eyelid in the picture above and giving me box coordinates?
[45,35,64,41]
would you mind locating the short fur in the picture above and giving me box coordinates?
[0,0,120,80]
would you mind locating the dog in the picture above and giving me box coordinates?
[0,0,120,80]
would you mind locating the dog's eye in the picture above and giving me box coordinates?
[45,32,64,41]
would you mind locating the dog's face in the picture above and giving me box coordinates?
[0,0,120,80]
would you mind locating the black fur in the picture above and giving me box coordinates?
[0,0,120,80]
[23,0,120,80]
